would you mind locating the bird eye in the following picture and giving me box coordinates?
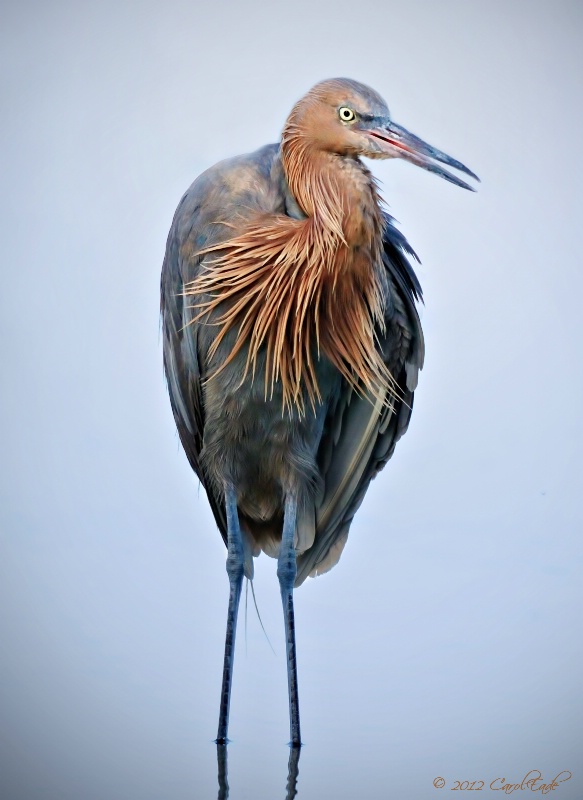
[338,107,356,122]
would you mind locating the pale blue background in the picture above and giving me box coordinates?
[1,1,581,798]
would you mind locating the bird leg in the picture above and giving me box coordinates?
[216,482,244,744]
[277,492,302,747]
[285,744,301,799]
[216,743,229,800]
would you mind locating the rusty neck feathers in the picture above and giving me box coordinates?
[281,89,385,258]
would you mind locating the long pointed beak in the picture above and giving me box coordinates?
[367,120,479,191]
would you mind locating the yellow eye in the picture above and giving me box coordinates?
[338,107,356,122]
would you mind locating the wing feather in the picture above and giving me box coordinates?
[161,145,285,544]
[160,183,226,540]
[295,214,424,585]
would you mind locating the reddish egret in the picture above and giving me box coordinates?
[160,78,478,747]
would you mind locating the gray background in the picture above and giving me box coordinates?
[1,0,581,798]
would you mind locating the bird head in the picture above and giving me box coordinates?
[283,78,478,190]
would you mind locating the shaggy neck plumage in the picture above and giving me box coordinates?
[186,130,397,414]
[281,122,385,257]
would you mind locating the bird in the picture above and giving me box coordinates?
[160,78,478,748]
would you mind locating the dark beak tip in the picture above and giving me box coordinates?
[458,181,477,192]
[383,119,480,190]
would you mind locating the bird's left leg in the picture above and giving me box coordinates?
[216,481,244,744]
[277,492,302,747]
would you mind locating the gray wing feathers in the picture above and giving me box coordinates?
[161,188,228,540]
[295,219,423,586]
[295,392,391,584]
[161,145,285,543]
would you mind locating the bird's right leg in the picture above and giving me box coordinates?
[216,481,244,744]
[277,492,302,747]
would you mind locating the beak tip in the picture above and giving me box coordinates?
[384,120,480,191]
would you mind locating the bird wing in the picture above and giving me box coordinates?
[160,145,286,544]
[295,214,424,585]
[160,186,229,540]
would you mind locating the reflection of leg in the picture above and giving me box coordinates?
[285,744,301,800]
[216,743,229,800]
[277,493,302,747]
[216,482,244,744]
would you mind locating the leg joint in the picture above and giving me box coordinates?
[277,555,297,589]
[226,546,244,583]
